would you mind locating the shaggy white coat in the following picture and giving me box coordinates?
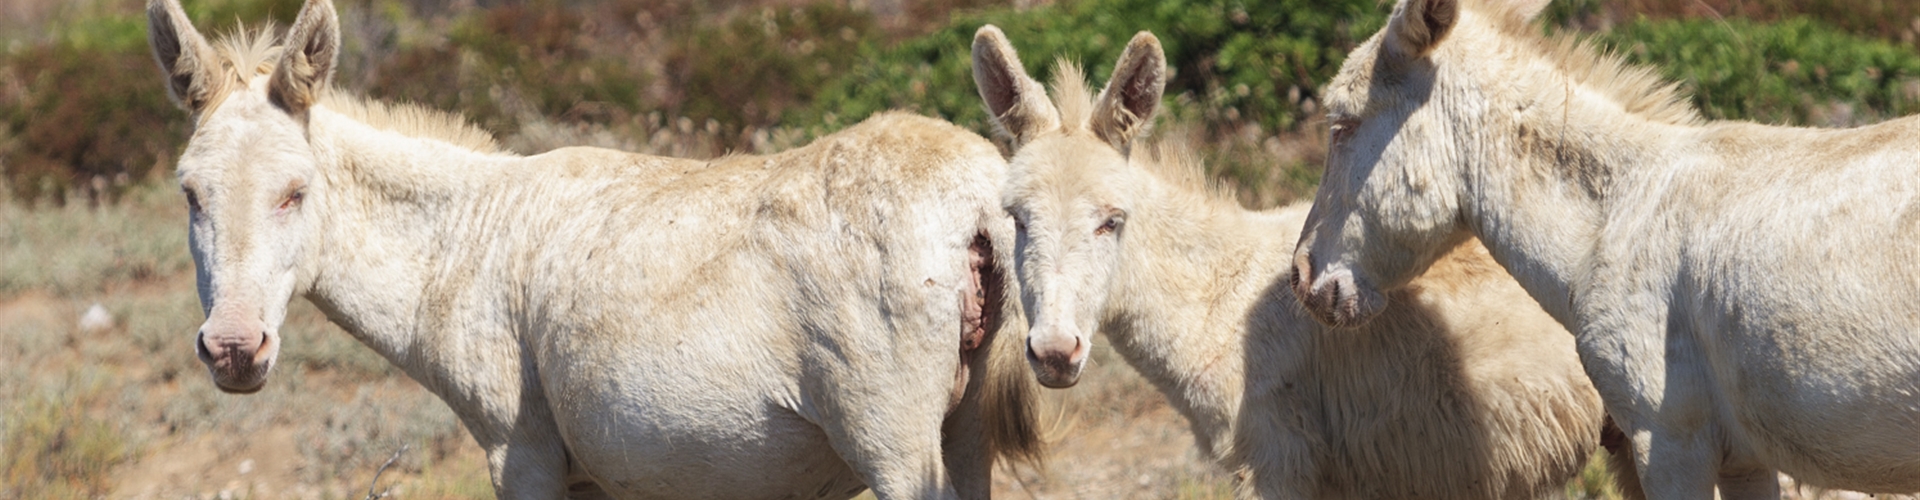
[1292,0,1920,497]
[147,1,1039,498]
[972,25,1626,499]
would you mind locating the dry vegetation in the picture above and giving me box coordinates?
[3,0,1919,497]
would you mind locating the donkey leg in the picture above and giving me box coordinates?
[940,402,992,500]
[832,433,956,499]
[1575,301,1722,500]
[1238,407,1320,499]
[1716,468,1780,500]
[940,360,994,499]
[483,436,571,499]
[824,401,958,500]
[1634,425,1718,500]
[809,357,960,500]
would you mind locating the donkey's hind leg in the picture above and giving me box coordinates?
[806,350,961,499]
[940,349,994,500]
[820,397,958,500]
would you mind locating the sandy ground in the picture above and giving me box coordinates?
[3,282,1900,500]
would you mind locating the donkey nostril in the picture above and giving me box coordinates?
[195,331,214,361]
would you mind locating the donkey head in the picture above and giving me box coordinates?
[973,25,1165,388]
[1293,0,1546,327]
[148,0,341,393]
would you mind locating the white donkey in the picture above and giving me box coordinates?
[146,0,1041,497]
[1290,0,1920,497]
[971,26,1628,499]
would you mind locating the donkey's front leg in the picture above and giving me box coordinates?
[454,373,575,499]
[1577,307,1719,500]
[1716,467,1781,500]
[478,422,574,499]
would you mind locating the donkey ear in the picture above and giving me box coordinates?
[1089,31,1165,154]
[147,0,221,113]
[1387,0,1460,59]
[972,24,1060,148]
[269,0,341,113]
[1512,0,1551,22]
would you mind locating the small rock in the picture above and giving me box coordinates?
[78,303,114,333]
[237,459,254,475]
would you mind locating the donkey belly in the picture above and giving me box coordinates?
[1679,186,1920,491]
[539,331,871,500]
[552,378,868,500]
[1708,326,1920,491]
[1693,284,1920,491]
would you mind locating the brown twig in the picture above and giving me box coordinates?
[363,444,411,500]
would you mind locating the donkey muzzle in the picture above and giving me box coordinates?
[195,318,278,394]
[1026,330,1088,389]
[1292,253,1385,328]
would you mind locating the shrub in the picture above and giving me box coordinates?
[367,3,653,139]
[1553,0,1920,51]
[0,0,302,204]
[1597,17,1920,125]
[792,0,1387,135]
[663,3,878,130]
[0,16,180,203]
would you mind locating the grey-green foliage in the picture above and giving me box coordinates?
[1596,17,1920,126]
[790,0,1388,135]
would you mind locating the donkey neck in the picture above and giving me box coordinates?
[299,106,528,397]
[1461,67,1694,327]
[1101,175,1304,457]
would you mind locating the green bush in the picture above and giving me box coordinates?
[0,16,179,203]
[797,0,1920,137]
[1552,0,1919,50]
[0,0,302,204]
[7,0,1920,206]
[1598,17,1920,125]
[791,0,1387,135]
[664,3,878,130]
[368,3,653,138]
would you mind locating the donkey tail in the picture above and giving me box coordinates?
[973,221,1045,468]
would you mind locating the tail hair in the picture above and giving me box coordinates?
[975,217,1045,467]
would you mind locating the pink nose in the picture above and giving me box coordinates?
[196,316,275,393]
[1289,253,1383,328]
[1027,332,1088,388]
[1290,252,1316,309]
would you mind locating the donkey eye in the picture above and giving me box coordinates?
[279,190,304,211]
[1330,118,1360,143]
[1096,215,1123,236]
[184,190,202,213]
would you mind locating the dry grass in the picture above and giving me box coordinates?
[990,339,1233,499]
[0,183,488,499]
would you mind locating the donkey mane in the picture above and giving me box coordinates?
[1047,59,1096,136]
[1135,140,1238,208]
[204,24,503,153]
[1045,59,1232,204]
[1471,0,1701,125]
